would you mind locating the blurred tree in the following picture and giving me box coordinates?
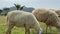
[14,3,21,10]
[20,6,25,10]
[3,7,10,16]
[0,9,3,14]
[3,7,9,11]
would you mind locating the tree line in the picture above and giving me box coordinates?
[0,3,24,14]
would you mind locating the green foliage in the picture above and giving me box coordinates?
[14,3,21,10]
[14,3,25,10]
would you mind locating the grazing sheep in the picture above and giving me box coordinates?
[49,9,60,17]
[6,10,42,34]
[32,9,60,34]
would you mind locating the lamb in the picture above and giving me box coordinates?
[6,10,42,34]
[32,9,60,34]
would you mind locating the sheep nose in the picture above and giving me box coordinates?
[39,30,43,34]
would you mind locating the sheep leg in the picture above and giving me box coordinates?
[25,25,30,34]
[56,28,60,34]
[46,25,48,34]
[25,28,30,34]
[49,26,52,34]
[6,23,14,34]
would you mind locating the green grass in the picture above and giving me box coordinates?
[0,16,58,34]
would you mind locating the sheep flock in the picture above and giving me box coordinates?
[5,8,60,34]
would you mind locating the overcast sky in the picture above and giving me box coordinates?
[0,0,60,9]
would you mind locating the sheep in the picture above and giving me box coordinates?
[32,9,60,34]
[6,10,42,34]
[49,9,60,17]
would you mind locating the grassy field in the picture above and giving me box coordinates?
[0,16,58,34]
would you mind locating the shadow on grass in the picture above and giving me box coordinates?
[42,33,51,34]
[42,33,57,34]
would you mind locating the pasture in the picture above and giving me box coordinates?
[0,16,58,34]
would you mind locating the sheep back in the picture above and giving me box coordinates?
[32,9,60,27]
[7,10,39,28]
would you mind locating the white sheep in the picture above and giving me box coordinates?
[6,10,42,34]
[32,9,60,34]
